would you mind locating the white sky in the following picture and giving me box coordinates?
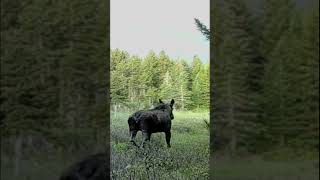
[111,0,209,63]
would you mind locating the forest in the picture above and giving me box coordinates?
[211,0,319,179]
[211,0,319,155]
[110,49,209,112]
[1,0,109,179]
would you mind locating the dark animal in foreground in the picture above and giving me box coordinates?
[128,99,175,148]
[59,153,109,180]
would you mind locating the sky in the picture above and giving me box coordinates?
[111,0,209,63]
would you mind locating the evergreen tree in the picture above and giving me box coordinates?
[261,4,319,151]
[1,0,108,175]
[158,51,174,81]
[141,51,163,106]
[191,55,203,81]
[212,0,259,153]
[172,60,192,110]
[198,65,210,109]
[111,60,129,107]
[194,18,210,40]
[260,0,294,58]
[127,56,143,109]
[298,6,319,149]
[111,49,129,71]
[262,17,301,147]
[159,71,175,101]
[191,56,203,109]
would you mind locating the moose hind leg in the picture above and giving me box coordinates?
[165,131,171,148]
[130,130,138,146]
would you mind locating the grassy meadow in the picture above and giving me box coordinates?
[111,111,210,179]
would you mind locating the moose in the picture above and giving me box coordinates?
[128,99,175,148]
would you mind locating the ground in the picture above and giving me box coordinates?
[111,111,210,179]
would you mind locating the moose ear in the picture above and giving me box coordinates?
[170,99,175,106]
[159,99,164,104]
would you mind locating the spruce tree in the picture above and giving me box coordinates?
[212,0,259,153]
[173,60,192,110]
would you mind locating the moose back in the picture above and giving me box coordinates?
[128,99,175,148]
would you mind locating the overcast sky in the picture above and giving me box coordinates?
[111,0,209,63]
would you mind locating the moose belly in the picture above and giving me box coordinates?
[139,121,170,133]
[149,121,171,133]
[138,113,171,133]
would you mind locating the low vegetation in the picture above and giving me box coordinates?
[111,111,210,179]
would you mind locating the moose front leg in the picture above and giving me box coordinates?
[129,130,138,147]
[140,131,151,148]
[165,131,171,148]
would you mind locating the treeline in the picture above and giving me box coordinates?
[110,49,209,111]
[1,0,108,163]
[212,0,319,154]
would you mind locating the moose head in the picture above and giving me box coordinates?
[158,99,175,120]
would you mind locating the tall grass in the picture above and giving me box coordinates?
[111,111,210,179]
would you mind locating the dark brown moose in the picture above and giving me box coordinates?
[128,99,175,148]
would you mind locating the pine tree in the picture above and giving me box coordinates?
[160,71,175,101]
[111,60,129,107]
[194,18,210,40]
[212,0,259,153]
[1,0,109,159]
[261,4,319,151]
[260,0,294,58]
[111,49,130,71]
[198,65,210,109]
[158,50,174,81]
[262,19,301,147]
[191,55,203,81]
[191,56,203,109]
[141,51,162,106]
[293,7,319,149]
[173,60,192,110]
